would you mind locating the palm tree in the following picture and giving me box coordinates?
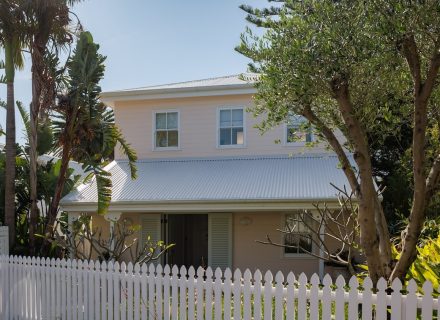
[45,32,137,243]
[0,0,25,249]
[21,0,82,253]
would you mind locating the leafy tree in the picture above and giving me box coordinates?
[237,0,440,283]
[0,0,25,249]
[46,32,137,243]
[20,0,83,254]
[0,100,81,254]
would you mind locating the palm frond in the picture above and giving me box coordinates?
[17,101,31,142]
[82,165,112,214]
[115,127,137,179]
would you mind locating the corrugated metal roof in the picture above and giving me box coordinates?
[107,73,258,93]
[61,154,353,205]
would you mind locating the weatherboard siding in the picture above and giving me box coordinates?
[113,94,334,159]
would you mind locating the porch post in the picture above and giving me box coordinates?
[104,212,122,251]
[319,222,325,280]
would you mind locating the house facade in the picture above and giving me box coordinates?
[61,74,351,278]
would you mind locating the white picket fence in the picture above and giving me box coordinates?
[0,256,438,320]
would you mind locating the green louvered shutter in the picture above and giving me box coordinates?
[141,214,162,264]
[208,213,232,270]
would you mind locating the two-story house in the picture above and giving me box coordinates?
[61,74,351,277]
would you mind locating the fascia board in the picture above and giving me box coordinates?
[100,84,257,103]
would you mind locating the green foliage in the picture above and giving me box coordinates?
[52,31,137,214]
[406,236,440,296]
[358,231,440,296]
[237,1,417,143]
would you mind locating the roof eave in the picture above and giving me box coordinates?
[100,83,257,106]
[60,197,351,213]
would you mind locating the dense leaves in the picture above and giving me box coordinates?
[238,0,440,282]
[51,32,137,216]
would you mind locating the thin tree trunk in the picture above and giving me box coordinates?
[28,65,40,255]
[45,144,71,239]
[331,78,391,283]
[391,36,440,281]
[391,96,428,280]
[4,42,16,250]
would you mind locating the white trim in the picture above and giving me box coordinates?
[61,199,345,213]
[100,84,257,106]
[216,106,247,149]
[152,109,181,151]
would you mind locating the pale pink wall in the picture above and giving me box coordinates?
[113,94,335,160]
[233,212,320,276]
[232,212,350,277]
[91,213,142,262]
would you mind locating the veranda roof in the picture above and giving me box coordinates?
[61,154,353,207]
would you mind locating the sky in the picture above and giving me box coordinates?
[0,0,267,144]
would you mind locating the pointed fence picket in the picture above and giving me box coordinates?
[0,255,438,320]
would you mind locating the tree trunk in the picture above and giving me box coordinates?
[28,65,40,255]
[4,41,16,250]
[45,144,71,239]
[391,96,428,281]
[331,78,392,283]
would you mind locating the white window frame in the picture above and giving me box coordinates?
[283,114,313,147]
[216,107,246,149]
[282,211,316,258]
[152,110,181,151]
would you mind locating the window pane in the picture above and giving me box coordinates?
[168,130,178,147]
[220,128,231,145]
[284,212,313,255]
[167,112,178,129]
[220,110,231,128]
[156,113,166,130]
[231,109,243,126]
[298,235,312,253]
[285,233,299,254]
[232,127,244,145]
[155,131,167,147]
[287,127,307,143]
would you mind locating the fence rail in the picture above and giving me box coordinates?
[0,255,438,319]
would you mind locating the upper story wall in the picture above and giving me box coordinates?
[113,93,337,160]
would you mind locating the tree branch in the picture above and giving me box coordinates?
[426,153,440,202]
[401,34,422,92]
[302,105,360,195]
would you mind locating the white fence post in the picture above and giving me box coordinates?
[0,255,438,320]
[0,227,9,256]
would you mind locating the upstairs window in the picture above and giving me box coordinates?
[284,211,315,255]
[154,111,179,149]
[219,108,244,147]
[286,114,313,144]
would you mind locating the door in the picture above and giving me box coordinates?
[167,214,209,269]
